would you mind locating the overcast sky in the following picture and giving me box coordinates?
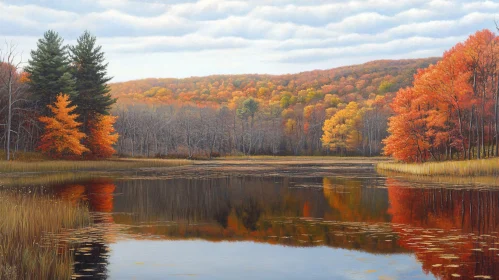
[1,0,499,82]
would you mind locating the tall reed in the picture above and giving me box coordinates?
[377,158,499,176]
[0,193,91,279]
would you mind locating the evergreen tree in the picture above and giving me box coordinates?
[25,30,75,113]
[70,31,115,131]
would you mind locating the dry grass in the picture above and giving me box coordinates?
[0,150,48,161]
[0,172,103,187]
[0,158,191,173]
[0,193,91,279]
[377,158,499,177]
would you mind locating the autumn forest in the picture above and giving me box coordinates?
[1,29,499,162]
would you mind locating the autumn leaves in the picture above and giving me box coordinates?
[27,30,118,159]
[38,94,118,158]
[39,94,88,157]
[384,30,499,162]
[321,102,363,155]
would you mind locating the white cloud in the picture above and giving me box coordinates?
[169,0,250,20]
[101,35,252,53]
[0,0,498,81]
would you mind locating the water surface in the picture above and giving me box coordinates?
[9,163,499,279]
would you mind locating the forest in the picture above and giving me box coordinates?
[2,29,499,161]
[0,30,118,160]
[110,58,437,157]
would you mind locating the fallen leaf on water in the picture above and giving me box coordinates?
[451,274,460,278]
[432,264,442,267]
[365,270,376,274]
[439,254,459,259]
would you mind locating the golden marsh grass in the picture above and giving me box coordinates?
[0,192,91,279]
[0,158,191,173]
[0,172,103,187]
[377,158,499,177]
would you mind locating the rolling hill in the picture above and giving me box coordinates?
[110,58,440,108]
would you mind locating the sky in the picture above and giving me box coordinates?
[1,0,499,82]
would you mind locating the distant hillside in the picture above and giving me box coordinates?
[110,58,440,107]
[110,57,441,157]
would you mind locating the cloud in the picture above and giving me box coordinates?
[1,0,498,80]
[275,36,466,63]
[101,35,251,53]
[169,0,251,20]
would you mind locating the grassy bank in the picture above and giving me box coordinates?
[0,158,191,173]
[0,193,91,279]
[377,158,499,176]
[0,172,104,187]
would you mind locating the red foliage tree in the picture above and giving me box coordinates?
[385,29,499,162]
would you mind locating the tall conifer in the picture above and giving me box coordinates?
[70,31,115,131]
[25,30,75,113]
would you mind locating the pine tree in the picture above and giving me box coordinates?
[87,114,119,158]
[38,94,88,158]
[70,31,115,132]
[25,30,75,113]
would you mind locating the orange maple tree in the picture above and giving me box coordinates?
[38,93,88,158]
[384,29,499,162]
[86,114,119,158]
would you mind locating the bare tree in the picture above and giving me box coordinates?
[0,42,27,160]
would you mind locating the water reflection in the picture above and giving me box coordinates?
[387,178,499,279]
[43,174,499,279]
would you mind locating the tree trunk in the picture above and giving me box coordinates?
[6,70,12,161]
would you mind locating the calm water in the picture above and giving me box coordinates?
[13,165,499,279]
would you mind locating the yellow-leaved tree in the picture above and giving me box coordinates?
[321,101,364,155]
[38,94,88,158]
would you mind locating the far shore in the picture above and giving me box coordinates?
[1,155,498,179]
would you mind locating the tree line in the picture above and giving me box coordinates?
[4,28,498,161]
[113,96,390,158]
[0,30,117,159]
[111,59,433,157]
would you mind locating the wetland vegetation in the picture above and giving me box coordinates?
[0,192,91,279]
[377,158,499,177]
[0,158,191,173]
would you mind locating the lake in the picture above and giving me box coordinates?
[7,162,499,279]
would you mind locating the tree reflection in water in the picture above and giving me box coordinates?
[51,179,115,279]
[48,175,499,279]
